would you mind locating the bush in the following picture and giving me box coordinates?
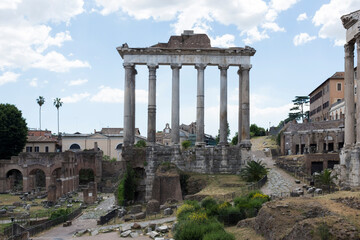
[135,140,146,147]
[203,230,235,240]
[49,208,71,220]
[174,218,224,240]
[177,204,196,220]
[218,206,245,226]
[116,164,137,206]
[234,191,269,218]
[201,197,218,209]
[182,140,192,149]
[240,160,268,182]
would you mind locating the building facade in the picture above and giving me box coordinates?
[62,128,144,160]
[23,130,58,153]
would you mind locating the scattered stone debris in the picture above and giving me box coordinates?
[334,197,360,210]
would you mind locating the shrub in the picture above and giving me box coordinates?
[135,140,146,147]
[218,206,246,226]
[203,230,235,240]
[201,197,218,209]
[174,218,224,240]
[177,204,196,220]
[117,178,125,205]
[49,208,71,220]
[234,191,269,218]
[116,164,137,206]
[182,140,192,149]
[188,211,208,223]
[240,160,268,182]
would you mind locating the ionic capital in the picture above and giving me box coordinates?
[171,63,182,69]
[147,64,159,70]
[218,64,229,70]
[240,64,252,71]
[195,63,207,70]
[123,62,134,69]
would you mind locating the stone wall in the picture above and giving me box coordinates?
[335,148,360,187]
[100,161,126,192]
[123,145,250,201]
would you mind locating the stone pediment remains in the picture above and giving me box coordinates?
[341,9,360,29]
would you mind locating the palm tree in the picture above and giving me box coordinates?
[36,96,45,130]
[314,169,337,193]
[53,98,63,136]
[240,160,269,182]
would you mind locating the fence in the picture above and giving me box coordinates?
[3,207,82,239]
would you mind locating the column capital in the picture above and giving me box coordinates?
[171,63,182,69]
[147,64,159,70]
[218,64,229,70]
[195,63,207,70]
[123,62,134,68]
[344,42,355,56]
[240,64,252,71]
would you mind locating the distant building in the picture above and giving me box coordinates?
[62,128,144,161]
[23,129,57,153]
[309,72,345,122]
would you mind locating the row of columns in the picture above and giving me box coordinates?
[344,34,360,147]
[290,132,342,154]
[123,63,252,147]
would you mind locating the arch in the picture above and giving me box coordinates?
[6,169,23,191]
[79,168,94,185]
[69,143,81,151]
[116,143,123,150]
[29,169,46,189]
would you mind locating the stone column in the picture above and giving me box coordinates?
[130,67,137,144]
[307,132,311,153]
[241,65,252,146]
[123,63,135,146]
[344,42,355,147]
[335,132,339,151]
[195,64,206,146]
[219,65,229,145]
[171,64,181,145]
[147,64,158,144]
[325,131,329,152]
[237,67,242,145]
[356,35,360,145]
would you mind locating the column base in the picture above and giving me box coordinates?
[239,140,252,149]
[195,142,206,147]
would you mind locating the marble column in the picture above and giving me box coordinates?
[241,65,251,146]
[219,65,229,145]
[195,64,206,146]
[147,64,158,144]
[130,67,137,144]
[344,42,355,147]
[171,63,181,145]
[123,63,135,146]
[356,35,360,145]
[237,67,243,145]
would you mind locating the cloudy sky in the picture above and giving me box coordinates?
[1,0,360,138]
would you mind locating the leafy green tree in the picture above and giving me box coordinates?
[117,164,137,205]
[314,169,337,193]
[0,104,27,159]
[231,132,238,145]
[240,160,268,182]
[53,98,63,136]
[181,140,191,149]
[288,96,309,122]
[135,139,146,147]
[36,96,45,130]
[250,124,266,137]
[216,122,230,144]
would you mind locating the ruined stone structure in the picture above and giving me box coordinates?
[0,146,102,200]
[117,31,256,201]
[336,10,360,187]
[280,120,344,155]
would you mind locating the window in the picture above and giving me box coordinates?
[26,146,32,152]
[45,146,49,152]
[337,83,342,91]
[34,146,40,152]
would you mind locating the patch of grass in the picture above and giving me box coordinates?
[225,226,265,240]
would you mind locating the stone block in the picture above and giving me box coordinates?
[156,225,168,233]
[164,208,173,215]
[121,230,132,237]
[129,204,142,214]
[146,199,160,214]
[130,232,139,238]
[131,223,141,229]
[147,231,159,239]
[132,212,146,220]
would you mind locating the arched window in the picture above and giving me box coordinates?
[69,143,81,151]
[116,143,123,150]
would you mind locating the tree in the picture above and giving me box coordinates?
[181,140,191,149]
[0,104,28,159]
[134,139,146,147]
[36,96,45,130]
[288,96,309,122]
[231,132,238,145]
[53,98,63,136]
[240,160,268,182]
[215,122,230,144]
[314,169,337,193]
[250,124,266,137]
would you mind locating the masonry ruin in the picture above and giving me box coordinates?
[336,10,360,187]
[117,31,256,201]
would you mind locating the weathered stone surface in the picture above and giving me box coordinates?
[121,230,132,237]
[130,232,139,238]
[146,199,160,214]
[147,231,159,239]
[156,225,168,233]
[164,208,173,215]
[129,205,142,214]
[132,212,146,220]
[131,223,141,229]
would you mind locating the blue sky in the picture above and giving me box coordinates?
[1,0,360,138]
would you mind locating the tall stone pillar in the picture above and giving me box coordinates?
[147,64,158,144]
[195,64,206,146]
[356,35,360,145]
[171,64,181,145]
[241,65,252,147]
[219,65,229,145]
[123,63,136,146]
[237,67,242,145]
[344,42,355,147]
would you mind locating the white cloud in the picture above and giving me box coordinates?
[29,78,38,87]
[95,0,299,45]
[0,71,19,86]
[312,0,360,46]
[90,86,148,104]
[293,33,316,46]
[0,0,88,73]
[297,13,308,21]
[62,92,90,103]
[210,34,235,48]
[0,0,21,10]
[68,78,88,86]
